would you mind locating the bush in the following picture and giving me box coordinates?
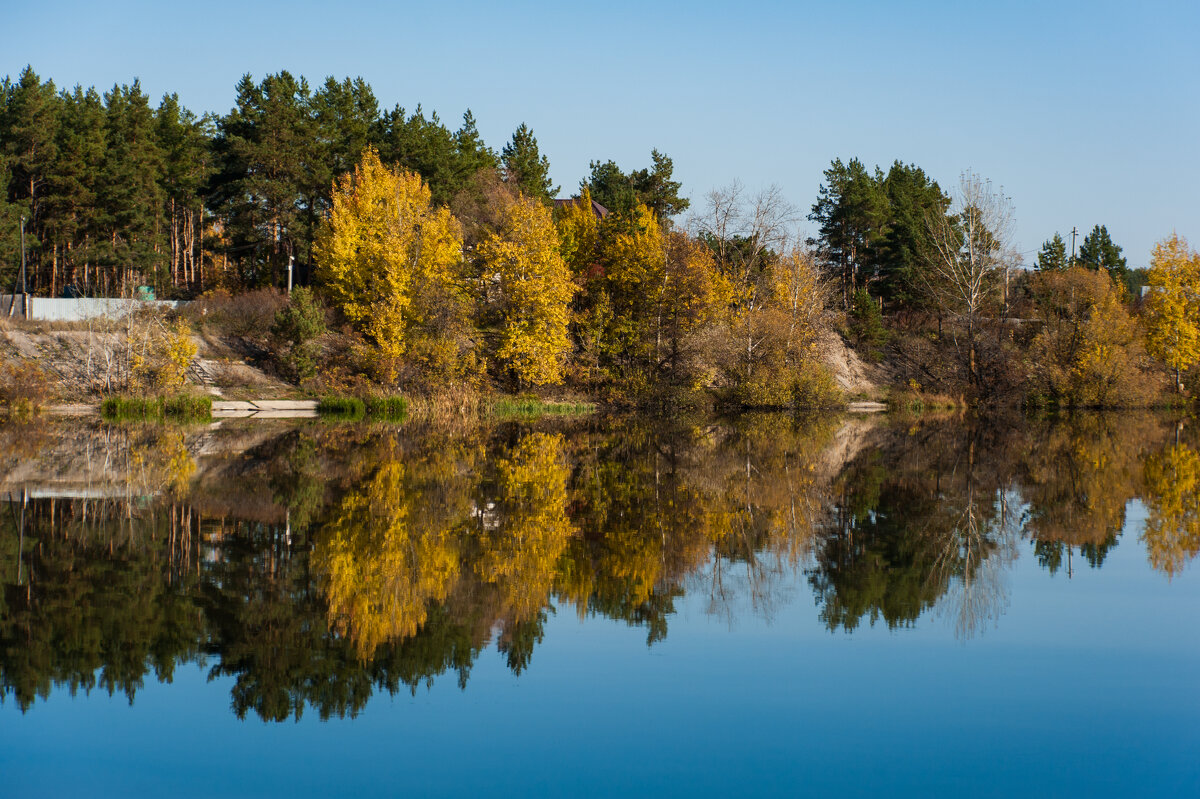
[849,288,888,360]
[271,287,326,383]
[0,361,52,414]
[189,288,287,339]
[791,362,844,410]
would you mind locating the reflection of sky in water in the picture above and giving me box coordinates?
[3,499,1197,799]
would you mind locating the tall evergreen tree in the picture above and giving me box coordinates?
[0,67,60,289]
[375,104,461,205]
[1035,233,1068,271]
[583,159,636,215]
[46,86,106,291]
[807,157,889,308]
[156,93,213,293]
[583,150,689,221]
[210,72,314,286]
[874,161,950,311]
[97,80,164,292]
[501,123,556,203]
[0,154,29,291]
[448,109,499,198]
[1077,224,1127,277]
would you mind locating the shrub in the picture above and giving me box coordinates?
[848,288,888,360]
[0,361,52,414]
[271,287,326,383]
[190,288,287,339]
[791,362,844,410]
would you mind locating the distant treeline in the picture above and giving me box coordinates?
[0,66,675,298]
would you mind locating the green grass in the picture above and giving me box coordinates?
[101,394,212,422]
[364,395,408,422]
[316,395,365,420]
[488,397,597,419]
[318,394,408,422]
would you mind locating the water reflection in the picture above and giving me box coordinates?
[0,412,1195,720]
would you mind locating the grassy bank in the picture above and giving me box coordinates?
[317,395,408,422]
[487,397,597,419]
[101,394,213,422]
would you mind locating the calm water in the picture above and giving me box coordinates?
[0,413,1197,797]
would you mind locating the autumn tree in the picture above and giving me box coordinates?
[314,456,461,659]
[314,147,464,383]
[475,432,574,623]
[1141,442,1200,577]
[1143,234,1200,392]
[477,193,575,386]
[1028,267,1149,407]
[919,171,1019,389]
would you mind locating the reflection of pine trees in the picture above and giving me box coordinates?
[4,413,1197,720]
[810,424,1020,638]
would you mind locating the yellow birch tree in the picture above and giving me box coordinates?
[1144,234,1200,392]
[478,194,576,386]
[314,147,463,381]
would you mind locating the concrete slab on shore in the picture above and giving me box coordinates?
[847,401,889,413]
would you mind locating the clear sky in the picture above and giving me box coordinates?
[4,0,1197,266]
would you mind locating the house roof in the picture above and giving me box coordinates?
[553,197,610,219]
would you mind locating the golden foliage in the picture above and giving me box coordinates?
[1142,442,1200,577]
[475,432,575,621]
[478,194,576,386]
[1028,267,1149,407]
[314,147,464,382]
[314,456,461,659]
[554,187,601,277]
[1144,234,1200,387]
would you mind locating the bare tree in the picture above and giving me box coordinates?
[921,171,1020,387]
[691,183,797,380]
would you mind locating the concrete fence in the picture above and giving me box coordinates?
[1,295,186,322]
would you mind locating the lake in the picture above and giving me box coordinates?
[1,412,1197,797]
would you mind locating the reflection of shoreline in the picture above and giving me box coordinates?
[0,419,300,504]
[1,412,1197,720]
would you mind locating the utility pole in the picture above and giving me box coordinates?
[9,217,27,318]
[1069,226,1079,268]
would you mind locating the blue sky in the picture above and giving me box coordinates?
[5,0,1197,266]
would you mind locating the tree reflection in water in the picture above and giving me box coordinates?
[0,412,1196,719]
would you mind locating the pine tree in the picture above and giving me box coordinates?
[807,157,889,309]
[0,67,60,290]
[210,72,314,287]
[1077,224,1127,277]
[874,161,950,310]
[97,80,164,292]
[1036,233,1068,271]
[501,123,556,203]
[155,93,213,293]
[47,86,105,292]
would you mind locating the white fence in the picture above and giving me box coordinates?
[0,295,186,321]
